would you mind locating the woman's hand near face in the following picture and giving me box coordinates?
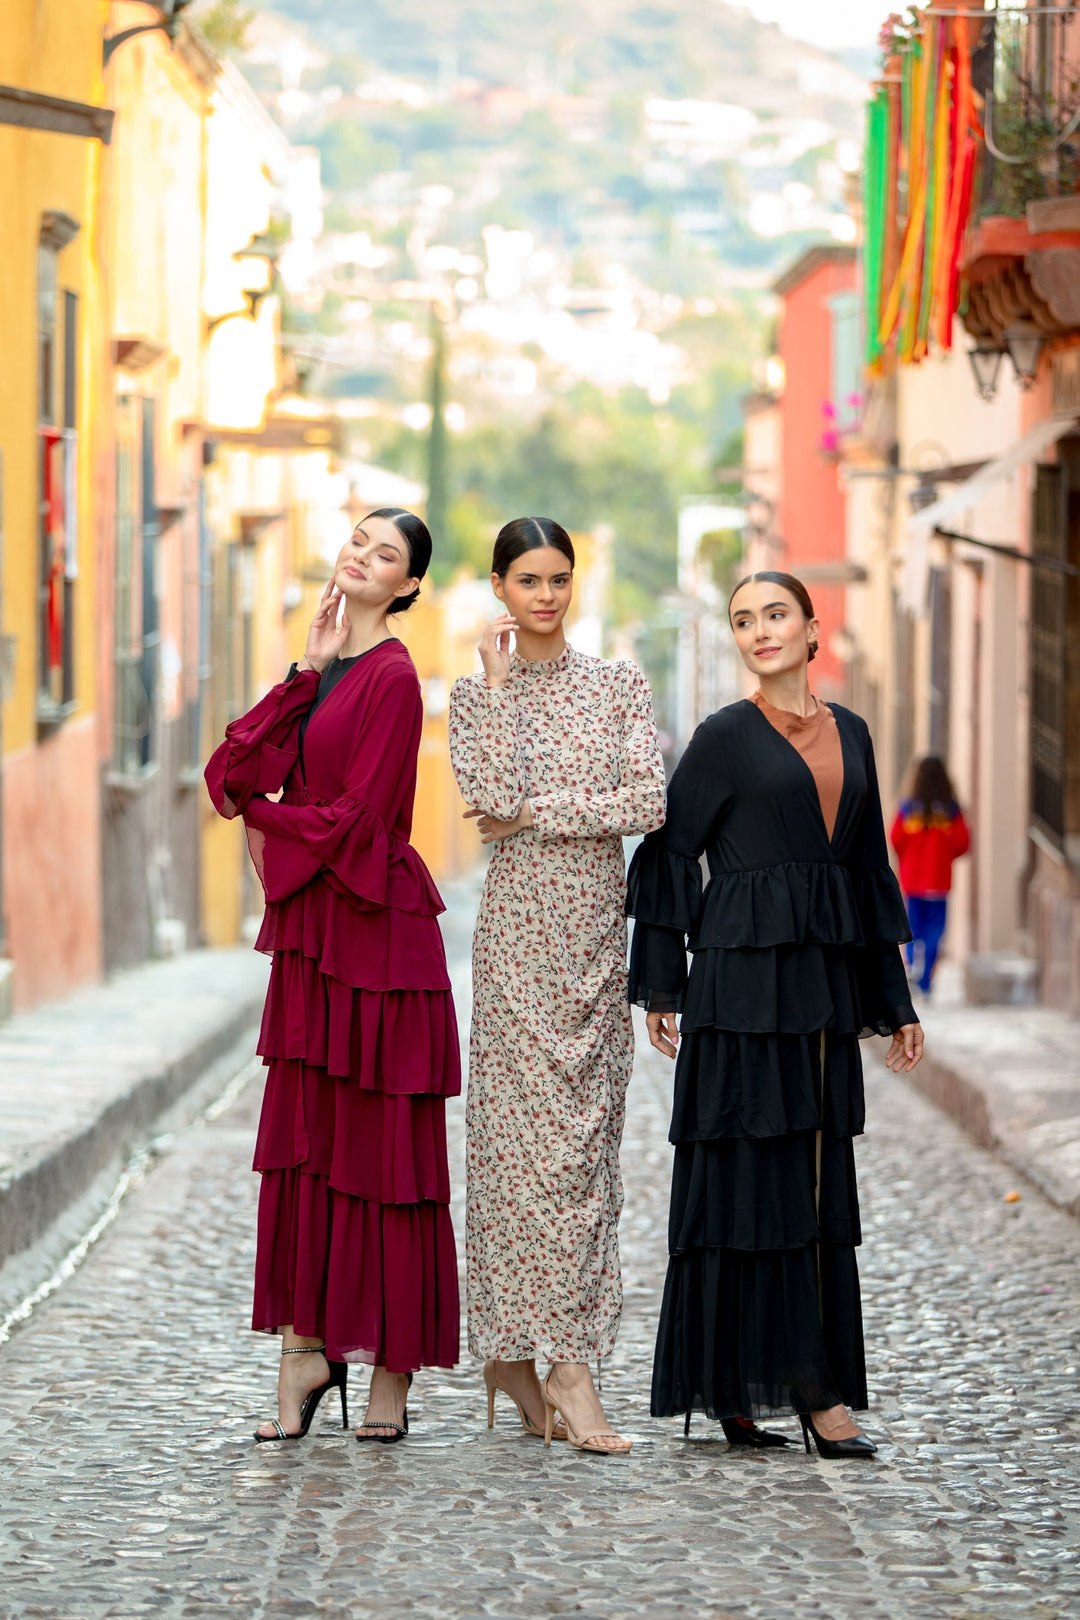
[883,1022,924,1073]
[301,579,350,673]
[463,800,534,844]
[478,613,518,689]
[646,1012,679,1060]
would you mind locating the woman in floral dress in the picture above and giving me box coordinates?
[449,517,666,1455]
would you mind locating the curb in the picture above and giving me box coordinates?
[0,951,269,1283]
[903,1046,1080,1222]
[0,1009,262,1272]
[904,1052,995,1155]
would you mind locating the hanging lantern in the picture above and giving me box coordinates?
[967,340,1005,402]
[1003,324,1045,391]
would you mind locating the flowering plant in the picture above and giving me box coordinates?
[878,8,921,66]
[818,393,864,458]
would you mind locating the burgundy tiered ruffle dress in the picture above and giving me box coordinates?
[205,638,460,1372]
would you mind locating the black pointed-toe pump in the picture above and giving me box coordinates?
[799,1413,878,1458]
[253,1345,349,1443]
[683,1412,791,1447]
[721,1417,791,1448]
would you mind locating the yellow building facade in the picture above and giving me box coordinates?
[192,64,351,946]
[0,1,111,1010]
[0,4,341,1001]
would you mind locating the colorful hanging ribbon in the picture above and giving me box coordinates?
[865,7,980,375]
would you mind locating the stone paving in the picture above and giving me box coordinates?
[0,947,269,1301]
[1,900,1079,1619]
[911,963,1080,1220]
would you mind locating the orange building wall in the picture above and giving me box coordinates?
[4,719,102,1008]
[776,257,855,699]
[0,1,109,1009]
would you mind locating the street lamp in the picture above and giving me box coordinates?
[206,285,271,333]
[1003,323,1045,391]
[908,476,939,514]
[206,235,282,333]
[967,340,1005,402]
[103,1,196,67]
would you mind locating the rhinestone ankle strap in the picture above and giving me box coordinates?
[281,1344,327,1355]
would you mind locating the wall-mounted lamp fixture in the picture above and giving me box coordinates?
[206,234,283,334]
[103,0,196,67]
[206,285,270,334]
[967,340,1005,403]
[233,235,281,269]
[1003,323,1045,391]
[908,476,941,515]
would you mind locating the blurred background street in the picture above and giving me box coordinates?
[10,0,1080,1018]
[3,1,1080,1613]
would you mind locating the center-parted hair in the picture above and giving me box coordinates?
[491,516,575,579]
[911,755,959,813]
[362,507,432,615]
[728,569,819,662]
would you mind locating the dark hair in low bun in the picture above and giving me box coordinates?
[491,516,575,579]
[362,508,432,615]
[728,569,819,662]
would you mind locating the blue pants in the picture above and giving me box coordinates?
[905,895,948,993]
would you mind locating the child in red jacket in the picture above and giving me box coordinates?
[890,757,970,995]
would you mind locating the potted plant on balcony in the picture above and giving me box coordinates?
[877,8,918,78]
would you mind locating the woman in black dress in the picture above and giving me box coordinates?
[627,571,923,1457]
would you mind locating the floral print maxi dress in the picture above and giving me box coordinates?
[449,645,666,1363]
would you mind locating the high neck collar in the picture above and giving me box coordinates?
[752,688,824,726]
[511,643,574,678]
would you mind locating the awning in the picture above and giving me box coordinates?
[902,414,1079,611]
[791,560,868,585]
[908,415,1079,534]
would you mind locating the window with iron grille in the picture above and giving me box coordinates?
[1029,459,1080,851]
[112,395,159,776]
[37,241,78,729]
[892,590,916,790]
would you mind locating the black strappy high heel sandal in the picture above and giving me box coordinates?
[253,1344,349,1443]
[683,1411,791,1447]
[356,1372,412,1444]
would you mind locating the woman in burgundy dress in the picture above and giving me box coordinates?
[206,507,460,1444]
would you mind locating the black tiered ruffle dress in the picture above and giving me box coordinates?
[626,699,915,1420]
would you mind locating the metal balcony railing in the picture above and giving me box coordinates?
[969,3,1080,216]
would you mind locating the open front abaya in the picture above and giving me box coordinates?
[205,638,460,1372]
[626,698,915,1420]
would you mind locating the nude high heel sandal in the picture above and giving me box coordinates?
[541,1371,632,1455]
[484,1361,567,1440]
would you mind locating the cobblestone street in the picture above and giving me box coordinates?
[1,901,1079,1620]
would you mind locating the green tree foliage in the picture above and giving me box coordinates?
[373,385,721,601]
[317,120,400,189]
[426,312,450,551]
[193,0,254,55]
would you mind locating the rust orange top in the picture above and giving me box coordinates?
[750,689,843,842]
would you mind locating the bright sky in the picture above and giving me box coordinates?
[740,0,887,51]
